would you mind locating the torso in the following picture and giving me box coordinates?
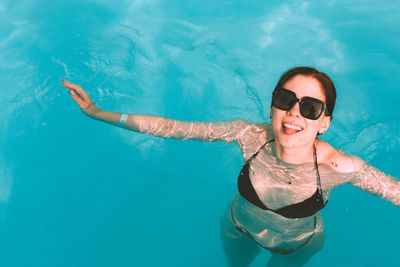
[238,140,327,219]
[230,122,358,248]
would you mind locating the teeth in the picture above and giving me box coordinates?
[283,123,302,131]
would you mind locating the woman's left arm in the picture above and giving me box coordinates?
[348,156,400,207]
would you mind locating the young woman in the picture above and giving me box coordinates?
[62,67,399,266]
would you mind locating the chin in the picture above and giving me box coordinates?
[276,132,313,148]
[276,137,301,148]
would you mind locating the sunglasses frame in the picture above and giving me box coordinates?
[272,87,330,120]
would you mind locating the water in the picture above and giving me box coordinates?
[1,0,399,266]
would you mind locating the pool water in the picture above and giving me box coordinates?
[1,0,399,266]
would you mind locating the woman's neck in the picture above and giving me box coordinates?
[273,142,314,164]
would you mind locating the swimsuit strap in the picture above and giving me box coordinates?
[247,139,323,193]
[246,139,275,163]
[312,144,323,193]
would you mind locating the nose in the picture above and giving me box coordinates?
[287,101,301,117]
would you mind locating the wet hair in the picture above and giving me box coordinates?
[273,66,337,120]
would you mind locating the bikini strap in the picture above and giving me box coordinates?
[313,144,323,192]
[246,139,275,163]
[248,140,323,193]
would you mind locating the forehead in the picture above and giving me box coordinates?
[283,75,326,101]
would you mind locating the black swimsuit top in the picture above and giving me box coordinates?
[238,140,327,219]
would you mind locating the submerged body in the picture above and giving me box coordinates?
[133,117,399,251]
[61,67,400,266]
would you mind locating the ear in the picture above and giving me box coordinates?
[319,116,331,134]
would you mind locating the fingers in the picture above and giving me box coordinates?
[69,89,88,108]
[61,79,89,100]
[61,79,81,91]
[61,79,91,109]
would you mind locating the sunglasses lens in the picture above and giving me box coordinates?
[300,98,324,120]
[272,89,296,110]
[272,88,327,120]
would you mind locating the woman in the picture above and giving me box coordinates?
[62,67,399,266]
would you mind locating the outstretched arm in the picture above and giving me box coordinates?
[349,156,400,207]
[61,80,254,143]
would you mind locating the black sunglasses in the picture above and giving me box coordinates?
[272,88,330,120]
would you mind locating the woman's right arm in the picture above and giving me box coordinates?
[61,80,254,143]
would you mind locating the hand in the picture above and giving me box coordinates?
[61,79,100,118]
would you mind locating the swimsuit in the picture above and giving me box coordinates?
[232,139,327,254]
[238,139,327,219]
[230,206,317,254]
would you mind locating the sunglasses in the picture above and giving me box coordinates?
[272,88,330,120]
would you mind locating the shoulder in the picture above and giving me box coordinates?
[235,121,271,158]
[253,122,272,134]
[251,122,272,141]
[314,139,362,173]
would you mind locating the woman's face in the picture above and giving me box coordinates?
[271,75,331,149]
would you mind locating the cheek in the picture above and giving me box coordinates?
[270,107,283,121]
[305,120,322,133]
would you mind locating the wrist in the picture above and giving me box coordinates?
[117,113,128,128]
[81,103,100,118]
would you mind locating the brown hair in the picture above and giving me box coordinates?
[273,66,337,120]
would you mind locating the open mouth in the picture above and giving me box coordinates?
[282,122,303,135]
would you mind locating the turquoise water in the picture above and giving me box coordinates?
[1,0,399,266]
